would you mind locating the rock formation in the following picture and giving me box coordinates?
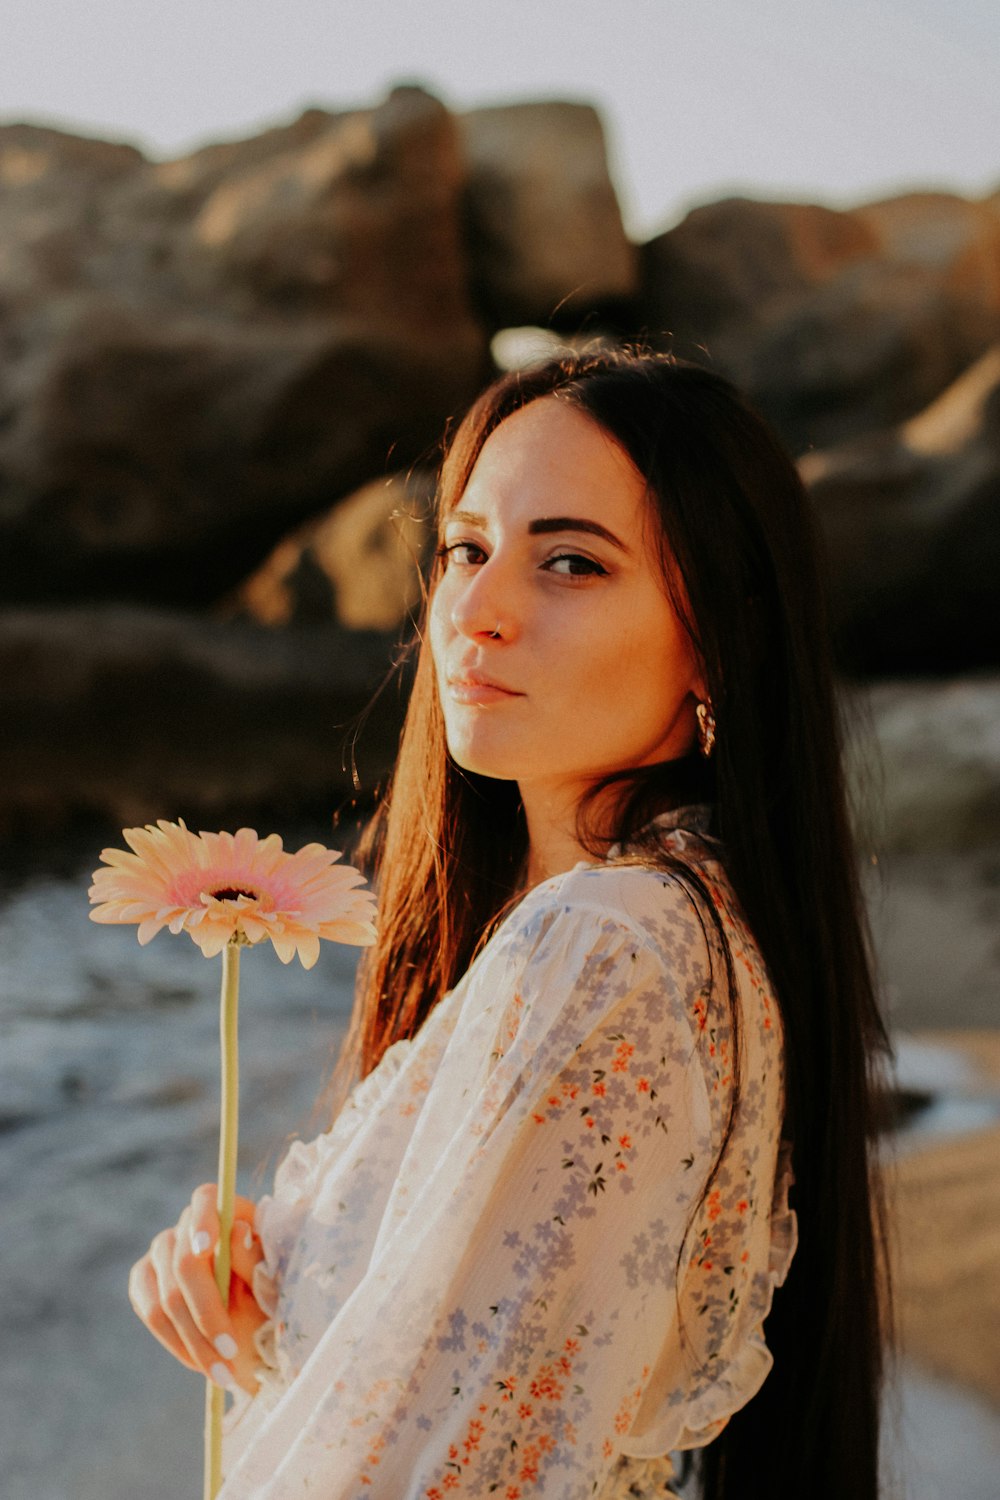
[230,468,436,632]
[640,191,1000,453]
[0,89,488,606]
[0,607,410,831]
[0,80,997,827]
[459,101,637,329]
[803,345,1000,672]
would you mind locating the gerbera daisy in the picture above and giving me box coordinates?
[89,820,376,967]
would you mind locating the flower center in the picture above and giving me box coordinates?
[209,887,258,902]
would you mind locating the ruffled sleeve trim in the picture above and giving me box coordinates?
[768,1136,799,1282]
[669,1136,798,1454]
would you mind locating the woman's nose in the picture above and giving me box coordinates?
[449,560,515,642]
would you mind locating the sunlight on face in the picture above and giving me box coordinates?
[428,397,706,808]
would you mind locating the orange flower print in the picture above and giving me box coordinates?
[528,1364,565,1402]
[611,1040,634,1072]
[618,1133,632,1149]
[362,1433,385,1475]
[463,1418,485,1456]
[611,1368,649,1439]
[707,1188,722,1221]
[637,1077,650,1092]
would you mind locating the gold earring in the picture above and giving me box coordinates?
[695,698,716,758]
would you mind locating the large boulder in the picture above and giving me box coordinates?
[231,468,436,631]
[0,87,488,606]
[802,345,1000,673]
[459,101,637,331]
[0,608,409,831]
[640,191,1000,453]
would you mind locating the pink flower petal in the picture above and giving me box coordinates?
[88,821,375,968]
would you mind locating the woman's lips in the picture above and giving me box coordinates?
[446,674,523,705]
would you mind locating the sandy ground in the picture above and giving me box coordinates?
[889,1031,1000,1408]
[865,846,1000,1433]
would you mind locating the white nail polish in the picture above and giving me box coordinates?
[210,1362,235,1391]
[214,1332,239,1360]
[190,1228,212,1256]
[244,1225,254,1251]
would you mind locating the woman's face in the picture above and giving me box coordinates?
[429,397,706,807]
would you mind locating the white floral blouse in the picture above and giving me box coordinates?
[220,805,797,1499]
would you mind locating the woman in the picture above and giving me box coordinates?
[129,349,893,1499]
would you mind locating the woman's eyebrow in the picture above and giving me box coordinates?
[446,509,629,554]
[528,516,630,553]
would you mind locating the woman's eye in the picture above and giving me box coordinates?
[436,541,486,566]
[544,553,609,578]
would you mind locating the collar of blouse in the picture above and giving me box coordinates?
[607,801,719,860]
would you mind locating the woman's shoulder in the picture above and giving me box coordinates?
[507,852,719,965]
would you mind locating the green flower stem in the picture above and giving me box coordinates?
[205,936,241,1500]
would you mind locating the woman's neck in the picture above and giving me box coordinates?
[516,780,605,895]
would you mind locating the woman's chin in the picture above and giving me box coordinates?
[444,735,524,782]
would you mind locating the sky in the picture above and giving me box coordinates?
[2,0,997,239]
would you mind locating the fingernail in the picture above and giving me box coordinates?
[190,1228,212,1256]
[210,1362,235,1391]
[235,1218,254,1251]
[214,1332,239,1360]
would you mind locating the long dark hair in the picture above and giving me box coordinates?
[339,347,893,1500]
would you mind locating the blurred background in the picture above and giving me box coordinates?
[0,3,998,1496]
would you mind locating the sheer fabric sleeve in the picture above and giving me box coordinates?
[219,871,789,1500]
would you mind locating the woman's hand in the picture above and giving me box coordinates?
[128,1183,269,1395]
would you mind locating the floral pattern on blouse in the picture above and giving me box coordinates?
[220,806,797,1500]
